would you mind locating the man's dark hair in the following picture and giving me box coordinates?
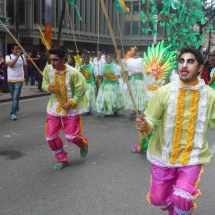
[106,54,112,58]
[11,44,19,50]
[83,55,89,60]
[82,49,88,54]
[49,47,66,59]
[179,46,204,66]
[101,50,105,54]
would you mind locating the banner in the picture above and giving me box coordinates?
[37,24,50,50]
[45,0,52,47]
[67,0,82,21]
[114,0,130,13]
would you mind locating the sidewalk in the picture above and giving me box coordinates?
[0,84,50,102]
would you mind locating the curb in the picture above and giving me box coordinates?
[0,92,50,103]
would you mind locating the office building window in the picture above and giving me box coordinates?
[133,21,138,36]
[7,0,14,24]
[148,21,154,35]
[34,0,37,24]
[0,0,3,16]
[125,21,131,35]
[133,3,139,15]
[42,0,45,25]
[56,0,58,27]
[157,25,164,36]
[19,0,25,24]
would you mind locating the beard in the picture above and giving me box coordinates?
[179,69,198,83]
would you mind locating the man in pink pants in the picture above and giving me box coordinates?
[136,46,215,214]
[42,47,89,170]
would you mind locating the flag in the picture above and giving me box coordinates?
[45,23,52,48]
[67,0,82,21]
[37,24,50,50]
[114,0,130,13]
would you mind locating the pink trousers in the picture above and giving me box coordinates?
[45,114,88,163]
[148,163,203,215]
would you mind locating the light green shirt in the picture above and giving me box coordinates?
[145,78,215,167]
[42,64,89,116]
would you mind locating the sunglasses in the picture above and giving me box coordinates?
[49,57,59,62]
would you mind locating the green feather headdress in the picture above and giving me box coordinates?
[143,41,177,80]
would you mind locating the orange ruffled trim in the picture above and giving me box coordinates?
[195,164,204,188]
[77,114,88,147]
[54,72,59,94]
[78,114,83,135]
[170,88,186,165]
[181,90,199,165]
[147,175,152,204]
[54,72,63,106]
[61,72,67,114]
[56,103,61,113]
[69,100,76,108]
[45,122,48,137]
[47,84,50,92]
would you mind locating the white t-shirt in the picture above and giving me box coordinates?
[6,54,27,82]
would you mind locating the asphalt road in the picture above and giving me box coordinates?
[0,96,215,215]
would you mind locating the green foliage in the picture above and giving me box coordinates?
[140,0,213,50]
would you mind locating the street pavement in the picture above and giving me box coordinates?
[0,96,215,215]
[0,84,50,102]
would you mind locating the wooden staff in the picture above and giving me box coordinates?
[100,0,148,141]
[97,0,100,76]
[65,0,78,53]
[0,20,64,104]
[116,12,125,58]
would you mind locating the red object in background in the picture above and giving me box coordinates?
[201,66,209,85]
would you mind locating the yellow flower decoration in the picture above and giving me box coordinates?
[181,90,199,165]
[170,88,186,165]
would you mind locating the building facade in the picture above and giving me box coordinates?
[0,0,9,55]
[6,0,165,53]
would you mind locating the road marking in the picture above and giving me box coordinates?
[5,125,46,136]
[0,96,49,106]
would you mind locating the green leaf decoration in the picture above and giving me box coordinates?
[194,31,200,36]
[160,21,165,27]
[140,11,145,19]
[167,28,172,35]
[201,18,206,25]
[179,13,185,23]
[142,18,147,24]
[190,17,197,25]
[200,35,205,43]
[195,41,201,49]
[152,29,157,36]
[142,28,148,34]
[173,2,180,9]
[151,5,156,13]
[206,24,213,33]
[140,0,209,51]
[150,0,155,4]
[181,28,189,33]
[190,36,197,42]
[188,25,193,30]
